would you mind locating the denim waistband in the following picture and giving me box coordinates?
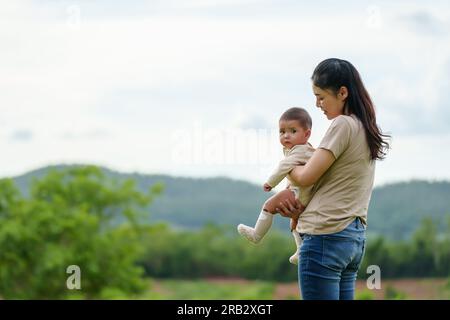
[300,217,366,241]
[331,217,366,239]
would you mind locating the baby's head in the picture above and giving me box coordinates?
[279,107,312,149]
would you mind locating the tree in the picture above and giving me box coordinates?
[0,166,162,299]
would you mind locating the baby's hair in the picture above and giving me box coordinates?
[279,107,312,130]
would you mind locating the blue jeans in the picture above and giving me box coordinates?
[298,218,366,300]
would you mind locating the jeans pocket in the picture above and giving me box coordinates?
[354,239,366,267]
[322,236,355,271]
[346,238,366,272]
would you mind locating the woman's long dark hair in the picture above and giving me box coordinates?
[312,58,390,160]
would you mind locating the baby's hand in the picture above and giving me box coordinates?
[263,183,272,192]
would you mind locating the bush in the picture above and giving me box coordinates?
[0,166,161,299]
[355,289,375,300]
[384,285,407,300]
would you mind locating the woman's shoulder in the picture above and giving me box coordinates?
[320,114,363,157]
[331,114,361,132]
[333,114,358,125]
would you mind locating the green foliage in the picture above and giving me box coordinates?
[359,217,450,279]
[148,279,275,300]
[3,164,450,296]
[368,180,450,240]
[139,223,298,282]
[0,166,160,299]
[355,289,375,300]
[384,285,407,300]
[13,166,450,240]
[443,278,450,299]
[139,218,450,281]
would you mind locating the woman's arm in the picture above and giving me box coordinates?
[288,148,336,188]
[277,148,336,219]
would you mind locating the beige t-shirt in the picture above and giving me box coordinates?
[266,144,315,206]
[297,114,375,235]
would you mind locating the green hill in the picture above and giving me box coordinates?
[9,164,450,240]
[367,180,450,239]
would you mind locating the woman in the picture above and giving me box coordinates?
[277,58,390,300]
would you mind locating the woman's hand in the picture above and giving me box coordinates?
[276,198,306,219]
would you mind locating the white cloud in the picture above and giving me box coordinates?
[1,1,450,186]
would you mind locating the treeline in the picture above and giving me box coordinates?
[139,217,450,282]
[139,223,299,282]
[359,217,450,278]
[1,165,449,299]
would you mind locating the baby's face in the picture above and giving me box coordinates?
[279,120,310,149]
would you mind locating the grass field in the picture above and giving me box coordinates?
[143,277,450,300]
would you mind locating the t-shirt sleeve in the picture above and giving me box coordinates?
[266,146,312,188]
[318,116,352,159]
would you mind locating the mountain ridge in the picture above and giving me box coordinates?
[8,164,450,240]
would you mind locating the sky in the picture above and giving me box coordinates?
[1,0,450,188]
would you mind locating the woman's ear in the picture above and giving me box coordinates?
[338,86,348,100]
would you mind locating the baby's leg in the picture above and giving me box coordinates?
[265,189,303,232]
[237,189,296,244]
[289,230,303,265]
[262,189,297,214]
[264,190,302,265]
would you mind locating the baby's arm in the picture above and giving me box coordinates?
[266,148,307,189]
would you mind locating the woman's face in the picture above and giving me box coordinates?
[312,84,348,120]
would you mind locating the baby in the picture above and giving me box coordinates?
[237,107,315,265]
